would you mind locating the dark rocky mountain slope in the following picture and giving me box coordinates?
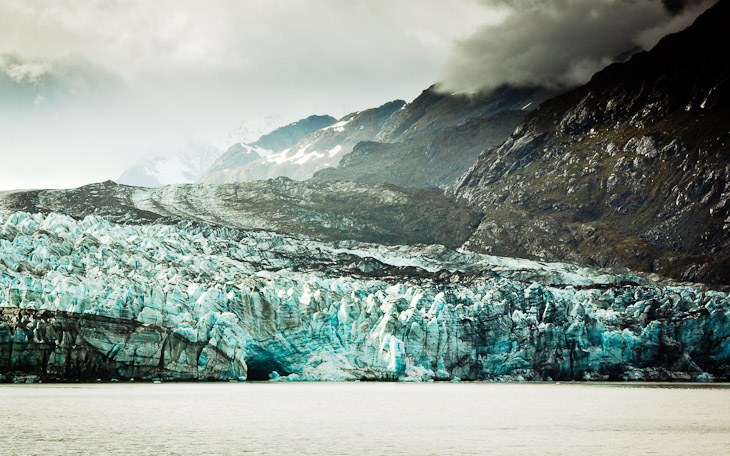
[313,85,557,189]
[313,110,525,188]
[251,114,337,152]
[376,85,552,143]
[453,0,730,285]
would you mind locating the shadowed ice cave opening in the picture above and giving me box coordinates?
[245,349,291,381]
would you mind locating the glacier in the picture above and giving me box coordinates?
[0,211,728,382]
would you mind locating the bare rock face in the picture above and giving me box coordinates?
[312,85,558,190]
[250,114,337,153]
[1,212,728,382]
[312,111,526,189]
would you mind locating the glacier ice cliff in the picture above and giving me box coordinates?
[0,212,728,382]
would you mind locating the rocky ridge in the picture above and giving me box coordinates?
[312,85,558,189]
[313,110,525,189]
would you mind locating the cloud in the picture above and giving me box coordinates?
[437,0,716,94]
[0,53,124,107]
[0,0,499,94]
[5,61,50,85]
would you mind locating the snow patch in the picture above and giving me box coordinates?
[327,145,343,157]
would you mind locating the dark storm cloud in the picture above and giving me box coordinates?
[438,0,716,94]
[662,0,700,14]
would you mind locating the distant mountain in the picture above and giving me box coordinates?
[199,114,337,184]
[201,85,555,189]
[116,143,222,188]
[197,143,272,184]
[452,0,730,284]
[251,114,337,152]
[116,116,290,189]
[224,114,290,145]
[199,100,405,183]
[314,86,556,188]
[313,111,524,189]
[313,85,557,188]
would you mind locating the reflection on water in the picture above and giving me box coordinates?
[1,382,728,455]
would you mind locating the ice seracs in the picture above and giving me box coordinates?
[0,211,728,382]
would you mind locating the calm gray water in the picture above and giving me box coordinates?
[0,382,728,455]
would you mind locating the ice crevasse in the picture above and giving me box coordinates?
[0,212,728,382]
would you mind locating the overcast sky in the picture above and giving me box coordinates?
[0,0,713,190]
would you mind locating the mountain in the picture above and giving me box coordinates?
[312,86,557,189]
[199,100,405,183]
[201,86,555,189]
[115,142,222,188]
[0,180,481,248]
[224,114,290,145]
[452,0,730,285]
[375,85,554,143]
[199,114,336,184]
[251,114,337,152]
[1,210,727,382]
[312,110,525,189]
[197,143,272,184]
[116,116,291,189]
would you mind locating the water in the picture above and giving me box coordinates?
[0,383,728,455]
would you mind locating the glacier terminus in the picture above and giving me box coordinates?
[1,211,727,383]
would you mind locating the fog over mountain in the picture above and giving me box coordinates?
[0,0,501,190]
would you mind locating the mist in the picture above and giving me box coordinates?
[438,0,716,94]
[0,0,504,190]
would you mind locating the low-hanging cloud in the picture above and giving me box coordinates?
[438,0,716,94]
